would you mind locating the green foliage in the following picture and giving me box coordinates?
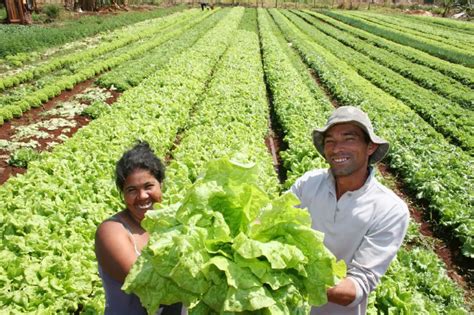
[238,6,258,33]
[262,9,469,313]
[0,107,14,121]
[0,7,6,20]
[97,9,221,91]
[10,105,23,118]
[9,100,30,112]
[285,10,473,152]
[81,101,111,119]
[401,12,474,32]
[342,10,473,51]
[0,9,204,123]
[0,5,186,58]
[42,4,62,22]
[8,148,41,168]
[0,7,470,314]
[373,248,468,314]
[322,10,474,67]
[4,53,36,66]
[258,8,330,187]
[301,10,474,108]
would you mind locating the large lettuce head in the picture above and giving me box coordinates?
[123,158,345,314]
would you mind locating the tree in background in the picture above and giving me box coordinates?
[435,0,472,17]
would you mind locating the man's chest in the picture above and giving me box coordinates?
[303,189,376,261]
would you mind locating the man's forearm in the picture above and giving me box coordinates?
[327,277,357,306]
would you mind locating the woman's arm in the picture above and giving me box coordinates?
[95,220,139,283]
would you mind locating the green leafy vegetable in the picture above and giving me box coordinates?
[124,158,346,314]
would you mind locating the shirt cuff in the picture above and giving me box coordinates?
[346,277,364,308]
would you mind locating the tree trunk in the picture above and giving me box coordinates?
[80,0,96,11]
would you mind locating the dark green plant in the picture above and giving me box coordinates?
[8,148,41,168]
[42,4,61,22]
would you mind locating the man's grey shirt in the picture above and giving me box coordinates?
[290,168,409,315]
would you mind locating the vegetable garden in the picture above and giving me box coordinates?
[0,5,472,314]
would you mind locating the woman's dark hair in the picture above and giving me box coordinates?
[115,141,165,191]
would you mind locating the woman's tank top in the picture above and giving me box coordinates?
[98,214,183,315]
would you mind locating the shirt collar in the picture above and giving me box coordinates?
[325,167,376,197]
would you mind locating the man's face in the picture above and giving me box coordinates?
[323,123,378,178]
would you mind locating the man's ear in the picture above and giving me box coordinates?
[368,142,379,156]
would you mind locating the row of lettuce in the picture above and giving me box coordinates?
[0,7,469,314]
[340,10,474,52]
[0,9,214,125]
[400,13,474,34]
[0,5,185,59]
[314,11,474,89]
[285,10,473,154]
[96,9,228,92]
[320,10,474,68]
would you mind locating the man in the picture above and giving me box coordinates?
[200,0,209,10]
[290,106,409,314]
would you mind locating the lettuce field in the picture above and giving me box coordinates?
[0,6,472,314]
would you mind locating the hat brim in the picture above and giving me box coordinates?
[312,121,389,164]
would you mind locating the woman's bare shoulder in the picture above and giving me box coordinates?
[96,215,128,242]
[95,214,138,282]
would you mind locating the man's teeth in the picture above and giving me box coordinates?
[334,157,349,163]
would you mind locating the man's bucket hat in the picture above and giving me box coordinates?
[312,106,389,164]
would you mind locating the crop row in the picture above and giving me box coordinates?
[0,10,208,105]
[0,5,185,59]
[269,9,473,258]
[257,9,330,187]
[400,13,474,34]
[298,10,474,110]
[321,10,474,68]
[259,9,467,313]
[0,15,201,110]
[312,11,474,89]
[284,10,473,153]
[0,8,244,313]
[97,9,225,91]
[0,9,200,91]
[0,12,210,125]
[166,21,279,205]
[342,11,473,51]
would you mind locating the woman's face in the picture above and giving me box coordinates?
[123,168,162,223]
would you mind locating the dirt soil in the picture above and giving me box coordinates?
[403,9,434,16]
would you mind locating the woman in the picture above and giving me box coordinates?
[95,142,182,315]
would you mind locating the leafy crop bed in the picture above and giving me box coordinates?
[0,6,472,314]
